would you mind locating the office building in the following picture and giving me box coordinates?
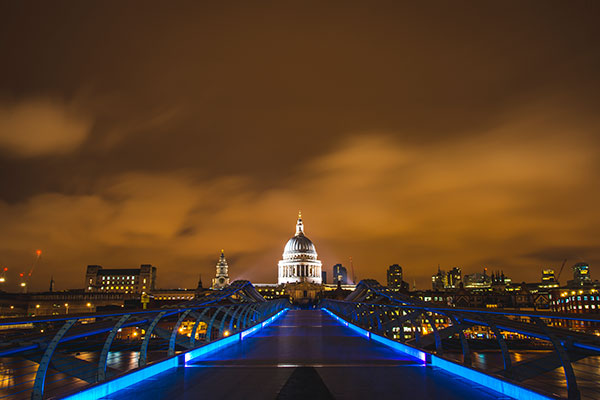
[332,264,348,285]
[85,264,156,294]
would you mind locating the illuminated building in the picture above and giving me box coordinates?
[151,289,197,302]
[85,264,156,294]
[278,213,322,285]
[332,264,348,285]
[387,264,407,290]
[551,288,600,314]
[463,270,492,291]
[568,262,592,287]
[431,266,447,291]
[446,267,462,289]
[211,250,231,289]
[540,268,559,289]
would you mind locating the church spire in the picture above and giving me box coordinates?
[295,211,304,236]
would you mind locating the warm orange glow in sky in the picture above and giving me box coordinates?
[0,2,599,290]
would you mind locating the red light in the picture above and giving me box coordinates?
[36,250,42,256]
[19,273,24,277]
[3,267,7,272]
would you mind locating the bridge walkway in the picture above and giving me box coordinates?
[100,310,510,400]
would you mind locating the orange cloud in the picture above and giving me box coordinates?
[0,99,92,157]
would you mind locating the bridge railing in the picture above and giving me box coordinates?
[0,296,288,400]
[322,280,600,400]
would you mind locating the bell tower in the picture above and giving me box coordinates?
[212,249,231,289]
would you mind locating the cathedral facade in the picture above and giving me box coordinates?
[278,213,322,285]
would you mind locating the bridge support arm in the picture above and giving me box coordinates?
[168,310,192,356]
[486,318,512,371]
[534,318,580,400]
[449,315,471,367]
[139,311,167,367]
[98,314,131,382]
[31,319,77,400]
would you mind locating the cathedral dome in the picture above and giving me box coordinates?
[283,234,316,256]
[282,214,317,258]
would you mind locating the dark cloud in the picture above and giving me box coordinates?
[0,1,599,290]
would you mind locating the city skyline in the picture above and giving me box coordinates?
[1,2,600,291]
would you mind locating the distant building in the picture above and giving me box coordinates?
[332,264,348,285]
[151,288,197,302]
[446,267,462,289]
[540,268,559,289]
[431,266,462,291]
[85,264,156,294]
[387,264,405,289]
[551,287,600,314]
[431,266,447,291]
[463,270,492,291]
[568,262,592,287]
[211,250,231,289]
[321,271,327,284]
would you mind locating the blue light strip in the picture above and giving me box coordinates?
[323,307,553,400]
[62,308,288,400]
[323,308,425,361]
[430,356,553,400]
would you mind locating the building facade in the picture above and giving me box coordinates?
[387,264,403,288]
[568,262,592,287]
[85,264,156,294]
[211,250,231,289]
[278,213,322,285]
[551,288,600,314]
[332,264,348,285]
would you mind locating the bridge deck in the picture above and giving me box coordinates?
[101,310,509,399]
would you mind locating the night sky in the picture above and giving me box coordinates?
[1,1,599,291]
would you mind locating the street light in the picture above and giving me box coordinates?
[65,303,69,314]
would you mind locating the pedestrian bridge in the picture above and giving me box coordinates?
[93,309,506,400]
[1,280,599,400]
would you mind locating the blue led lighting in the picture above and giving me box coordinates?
[322,308,425,362]
[323,308,553,400]
[62,308,288,400]
[431,356,553,400]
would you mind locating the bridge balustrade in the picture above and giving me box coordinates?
[321,280,600,400]
[0,280,289,400]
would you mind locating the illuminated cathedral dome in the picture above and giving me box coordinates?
[283,216,316,256]
[278,212,322,285]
